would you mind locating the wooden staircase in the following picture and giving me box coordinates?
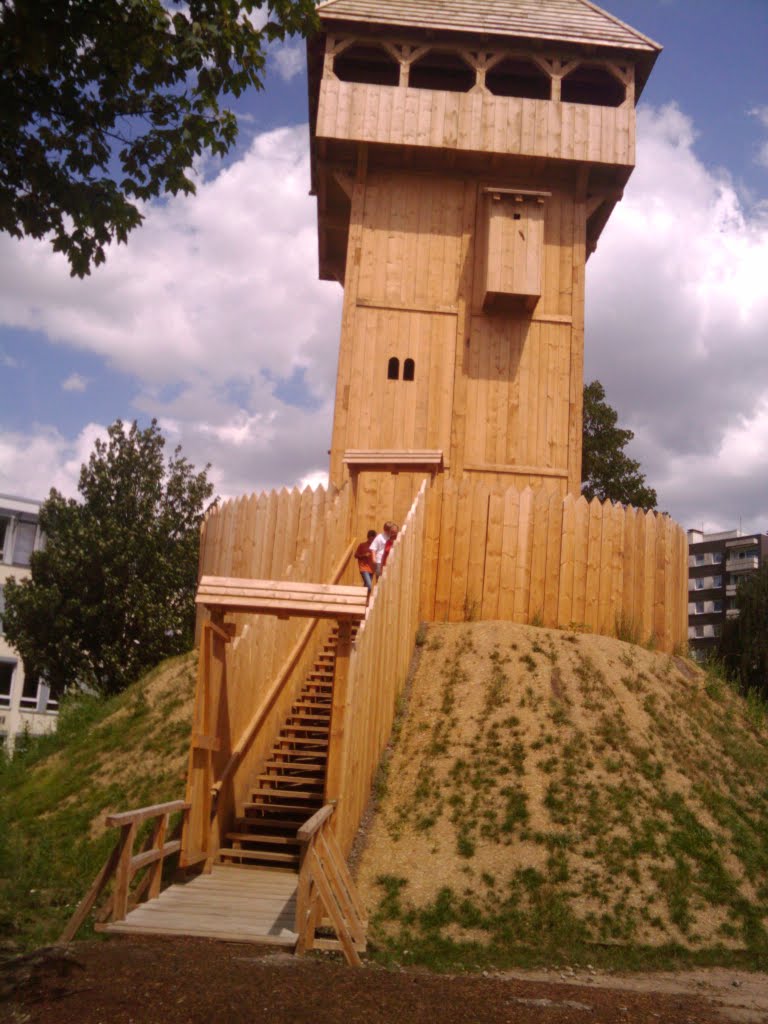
[218,628,347,871]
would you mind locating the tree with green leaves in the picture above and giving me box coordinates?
[581,379,657,510]
[0,0,317,276]
[2,420,214,697]
[718,565,768,702]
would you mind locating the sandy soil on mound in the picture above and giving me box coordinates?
[353,622,768,950]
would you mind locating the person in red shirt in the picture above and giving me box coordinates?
[354,530,377,592]
[382,524,399,571]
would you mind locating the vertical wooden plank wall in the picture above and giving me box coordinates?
[420,484,687,652]
[331,482,427,856]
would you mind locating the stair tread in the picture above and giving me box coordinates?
[226,832,300,845]
[274,741,328,749]
[257,773,324,784]
[236,816,306,828]
[219,848,299,863]
[250,788,322,799]
[244,801,322,813]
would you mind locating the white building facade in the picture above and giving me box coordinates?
[0,494,57,752]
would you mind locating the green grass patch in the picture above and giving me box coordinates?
[0,653,195,952]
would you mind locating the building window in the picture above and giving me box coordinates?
[403,358,415,382]
[712,575,723,588]
[13,521,36,567]
[20,673,40,711]
[712,552,723,563]
[0,661,14,708]
[713,624,722,637]
[693,625,704,638]
[387,357,400,380]
[0,517,9,561]
[694,553,706,565]
[713,600,723,613]
[695,578,705,590]
[694,602,704,615]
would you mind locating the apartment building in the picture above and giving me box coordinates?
[0,494,57,752]
[687,528,768,662]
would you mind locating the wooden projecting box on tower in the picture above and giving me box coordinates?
[307,0,661,530]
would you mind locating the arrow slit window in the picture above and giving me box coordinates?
[481,189,549,313]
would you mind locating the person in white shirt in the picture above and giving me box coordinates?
[369,522,392,579]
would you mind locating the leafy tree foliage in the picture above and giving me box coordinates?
[3,420,214,696]
[0,0,317,276]
[719,565,768,702]
[582,380,657,510]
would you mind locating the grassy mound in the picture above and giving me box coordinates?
[356,623,768,972]
[0,653,196,952]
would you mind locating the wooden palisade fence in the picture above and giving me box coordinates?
[420,482,687,654]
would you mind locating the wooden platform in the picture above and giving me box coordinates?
[101,866,299,946]
[196,577,369,621]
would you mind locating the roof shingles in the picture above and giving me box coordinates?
[316,0,661,53]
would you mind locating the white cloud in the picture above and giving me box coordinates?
[750,107,768,168]
[273,43,305,82]
[0,125,343,498]
[0,423,106,501]
[61,373,88,392]
[587,103,768,533]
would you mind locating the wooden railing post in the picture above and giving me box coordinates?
[112,822,137,922]
[147,812,168,900]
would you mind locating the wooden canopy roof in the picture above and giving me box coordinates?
[315,0,661,100]
[316,0,661,55]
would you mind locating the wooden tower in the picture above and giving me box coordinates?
[307,0,661,533]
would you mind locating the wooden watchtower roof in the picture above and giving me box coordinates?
[313,0,661,94]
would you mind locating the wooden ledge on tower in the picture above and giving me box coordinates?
[343,449,444,474]
[196,577,369,621]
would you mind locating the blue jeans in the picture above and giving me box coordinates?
[361,571,373,591]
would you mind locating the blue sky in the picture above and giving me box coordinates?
[1,0,767,534]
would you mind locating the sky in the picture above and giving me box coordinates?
[1,0,767,535]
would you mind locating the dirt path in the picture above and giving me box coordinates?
[4,938,767,1024]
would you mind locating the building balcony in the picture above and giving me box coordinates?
[726,584,737,597]
[726,608,740,620]
[725,556,758,573]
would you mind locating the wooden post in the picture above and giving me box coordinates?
[112,822,136,922]
[147,813,168,900]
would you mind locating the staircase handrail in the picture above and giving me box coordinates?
[294,802,367,967]
[210,541,357,803]
[60,799,190,942]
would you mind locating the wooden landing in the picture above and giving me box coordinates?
[101,866,299,946]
